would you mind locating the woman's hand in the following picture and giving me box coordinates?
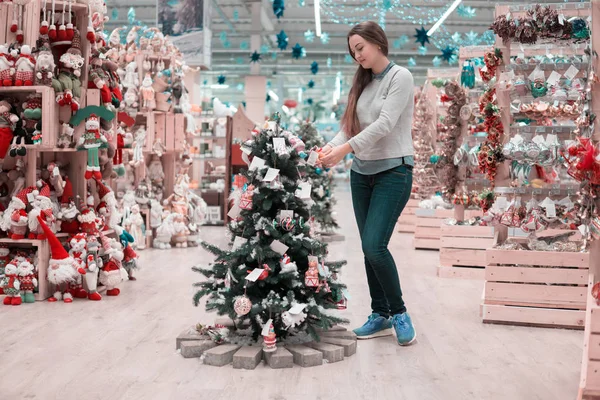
[320,143,352,168]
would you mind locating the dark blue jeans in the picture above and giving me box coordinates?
[350,164,413,317]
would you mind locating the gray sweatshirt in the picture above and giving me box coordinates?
[328,64,415,173]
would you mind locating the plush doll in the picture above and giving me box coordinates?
[171,213,189,248]
[77,114,108,180]
[2,259,21,305]
[98,140,116,180]
[153,212,175,249]
[150,199,163,229]
[57,177,81,234]
[101,47,122,108]
[0,45,15,86]
[112,125,126,176]
[88,48,112,109]
[128,204,145,250]
[98,234,124,296]
[28,181,55,239]
[0,99,19,163]
[78,208,99,235]
[17,258,37,303]
[147,154,165,186]
[68,232,101,300]
[140,74,155,110]
[57,122,75,148]
[14,45,35,86]
[21,95,42,144]
[0,244,10,295]
[0,187,31,239]
[121,189,136,221]
[122,87,139,115]
[51,29,84,111]
[84,234,102,300]
[47,162,65,197]
[122,61,138,90]
[130,126,146,167]
[34,40,55,86]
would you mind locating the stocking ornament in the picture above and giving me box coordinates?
[12,0,32,44]
[86,5,95,43]
[40,0,49,35]
[48,0,57,40]
[66,0,74,40]
[57,6,66,41]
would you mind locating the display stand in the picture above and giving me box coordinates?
[397,199,419,233]
[481,2,596,329]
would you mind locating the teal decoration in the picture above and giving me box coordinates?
[452,32,461,43]
[457,5,476,19]
[466,31,478,43]
[223,40,231,49]
[266,94,271,102]
[441,46,456,63]
[298,0,305,5]
[315,167,322,175]
[461,61,475,89]
[271,52,278,60]
[304,30,315,43]
[217,75,226,85]
[236,57,244,64]
[320,32,330,44]
[310,61,319,75]
[432,56,442,67]
[249,51,262,63]
[240,41,249,50]
[307,80,315,89]
[344,54,353,64]
[299,151,307,159]
[382,0,392,10]
[236,83,244,91]
[203,80,208,85]
[393,35,409,49]
[276,30,289,51]
[291,43,306,59]
[273,0,285,19]
[111,8,118,20]
[418,46,427,56]
[127,7,136,24]
[306,98,313,105]
[430,154,440,164]
[260,44,270,54]
[219,31,227,42]
[407,57,416,67]
[414,26,429,46]
[327,57,332,68]
[233,8,239,22]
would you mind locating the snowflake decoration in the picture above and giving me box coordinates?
[393,34,409,49]
[307,80,315,89]
[240,41,249,50]
[249,51,262,63]
[299,0,305,5]
[304,30,315,43]
[452,32,461,43]
[217,75,226,84]
[408,57,417,67]
[414,27,429,47]
[127,7,136,24]
[111,8,118,20]
[432,56,442,67]
[344,54,354,64]
[223,40,231,49]
[219,31,227,43]
[236,57,244,65]
[441,46,456,63]
[260,44,270,54]
[276,30,289,51]
[310,61,319,75]
[236,83,244,91]
[382,0,392,10]
[233,8,239,22]
[273,0,285,19]
[457,5,476,19]
[320,32,330,44]
[327,57,332,68]
[418,46,427,56]
[271,52,278,60]
[291,43,306,60]
[466,31,479,43]
[306,98,313,105]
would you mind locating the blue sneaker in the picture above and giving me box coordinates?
[391,312,417,346]
[352,313,393,339]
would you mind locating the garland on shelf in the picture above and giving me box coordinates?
[491,4,590,45]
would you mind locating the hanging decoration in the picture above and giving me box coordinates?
[236,83,244,91]
[233,8,239,22]
[217,75,226,85]
[310,61,319,75]
[441,46,456,63]
[344,54,353,64]
[260,44,270,54]
[418,46,428,56]
[457,5,476,19]
[320,32,330,44]
[307,80,315,89]
[452,32,462,43]
[304,29,315,43]
[408,57,417,68]
[321,0,445,26]
[291,43,306,60]
[299,0,305,6]
[240,41,249,50]
[249,51,262,63]
[327,57,332,68]
[273,0,285,19]
[276,30,289,51]
[432,56,442,67]
[414,26,430,47]
[266,94,271,102]
[393,35,409,49]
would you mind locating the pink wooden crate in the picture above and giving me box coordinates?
[174,114,186,151]
[165,113,175,151]
[579,269,600,399]
[154,113,167,150]
[482,244,590,329]
[439,225,495,279]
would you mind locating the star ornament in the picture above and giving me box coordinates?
[307,80,315,89]
[273,0,285,19]
[217,75,226,84]
[414,26,429,47]
[441,46,456,63]
[249,51,262,63]
[452,32,462,44]
[276,30,289,51]
[291,43,306,60]
[457,5,476,19]
[466,31,479,43]
[310,61,319,75]
[304,29,315,43]
[320,32,330,44]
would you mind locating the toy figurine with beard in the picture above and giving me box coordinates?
[36,216,77,303]
[57,177,80,234]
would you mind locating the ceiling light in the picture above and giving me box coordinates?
[427,0,462,36]
[268,90,279,102]
[314,0,322,37]
[210,84,229,89]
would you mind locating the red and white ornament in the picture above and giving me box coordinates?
[239,185,254,210]
[304,256,319,287]
[233,294,252,316]
[262,320,277,352]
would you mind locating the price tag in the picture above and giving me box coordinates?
[270,240,289,255]
[558,13,565,25]
[307,150,319,166]
[545,203,556,218]
[532,135,546,145]
[246,268,265,282]
[261,319,273,336]
[540,197,554,208]
[546,134,558,145]
[564,65,579,80]
[288,303,307,315]
[547,71,562,86]
[249,157,266,171]
[53,167,60,177]
[279,210,294,220]
[295,182,312,199]
[262,168,280,182]
[273,138,286,154]
[27,192,35,203]
[232,236,248,250]
[495,196,508,210]
[227,204,241,219]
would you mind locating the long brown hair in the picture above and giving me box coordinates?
[341,21,389,138]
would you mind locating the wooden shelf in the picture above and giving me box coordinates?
[42,0,88,12]
[0,85,53,94]
[0,237,42,245]
[193,156,226,161]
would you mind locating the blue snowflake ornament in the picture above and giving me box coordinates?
[466,31,479,43]
[432,56,442,67]
[457,5,476,19]
[291,43,306,60]
[276,30,289,51]
[219,31,227,43]
[304,30,315,43]
[320,32,330,44]
[240,41,249,50]
[344,54,354,64]
[273,0,285,19]
[260,44,270,54]
[128,7,136,24]
[414,27,429,47]
[233,9,239,22]
[111,8,118,20]
[418,46,427,56]
[249,51,262,63]
[408,57,417,68]
[307,80,315,89]
[441,46,456,63]
[452,32,462,43]
[237,83,244,91]
[217,75,226,85]
[327,57,332,68]
[310,61,319,75]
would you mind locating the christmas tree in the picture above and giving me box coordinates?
[297,122,339,233]
[412,86,440,199]
[193,116,348,341]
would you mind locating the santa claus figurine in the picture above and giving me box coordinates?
[84,234,102,300]
[99,234,124,296]
[95,178,120,229]
[14,45,35,86]
[77,114,107,180]
[0,45,14,86]
[68,232,88,299]
[78,208,99,236]
[28,181,55,239]
[0,99,19,163]
[57,177,80,234]
[2,258,21,305]
[0,244,10,295]
[36,215,77,303]
[0,187,32,240]
[17,258,37,303]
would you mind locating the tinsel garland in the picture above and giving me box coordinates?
[434,81,466,202]
[411,87,440,199]
[491,4,589,45]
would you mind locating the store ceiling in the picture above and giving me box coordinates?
[104,0,565,114]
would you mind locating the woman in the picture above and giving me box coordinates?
[320,21,416,346]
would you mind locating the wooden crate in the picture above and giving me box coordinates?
[481,244,590,330]
[579,273,600,399]
[438,225,495,279]
[413,208,480,250]
[397,198,419,233]
[174,114,186,151]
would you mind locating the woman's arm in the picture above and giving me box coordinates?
[327,129,349,148]
[347,68,413,153]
